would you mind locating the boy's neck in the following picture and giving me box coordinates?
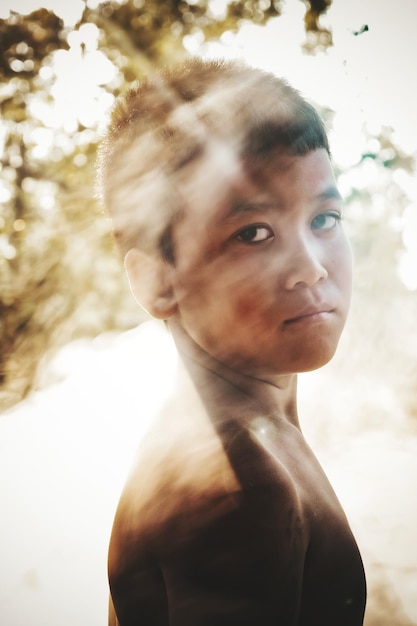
[168,319,300,430]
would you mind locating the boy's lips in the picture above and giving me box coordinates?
[283,305,335,326]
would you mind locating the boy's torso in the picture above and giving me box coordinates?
[108,385,366,626]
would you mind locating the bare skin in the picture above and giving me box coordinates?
[108,150,366,625]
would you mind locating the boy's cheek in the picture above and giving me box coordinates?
[337,242,354,301]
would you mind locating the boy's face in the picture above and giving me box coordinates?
[169,146,352,378]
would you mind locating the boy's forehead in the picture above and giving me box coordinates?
[175,136,304,208]
[174,146,337,227]
[174,136,255,217]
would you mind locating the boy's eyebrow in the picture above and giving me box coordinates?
[315,186,343,203]
[220,201,274,223]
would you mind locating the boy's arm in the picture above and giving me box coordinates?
[108,594,119,626]
[108,539,169,626]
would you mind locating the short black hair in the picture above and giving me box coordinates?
[97,58,330,260]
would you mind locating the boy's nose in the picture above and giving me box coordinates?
[283,239,328,290]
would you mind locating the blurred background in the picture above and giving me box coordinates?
[0,1,416,624]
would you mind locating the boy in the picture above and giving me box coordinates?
[98,58,366,625]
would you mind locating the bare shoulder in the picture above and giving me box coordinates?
[108,376,308,577]
[108,401,313,626]
[107,378,247,625]
[109,376,242,552]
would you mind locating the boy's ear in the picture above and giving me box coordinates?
[124,248,178,320]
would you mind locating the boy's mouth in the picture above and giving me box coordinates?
[283,305,334,326]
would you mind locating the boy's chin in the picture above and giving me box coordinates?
[262,342,341,376]
[291,346,339,374]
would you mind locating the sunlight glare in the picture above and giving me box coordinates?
[50,43,117,130]
[26,21,117,135]
[0,183,12,203]
[208,0,229,19]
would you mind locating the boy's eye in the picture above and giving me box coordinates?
[311,212,341,231]
[235,225,274,244]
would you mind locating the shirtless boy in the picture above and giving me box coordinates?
[98,58,366,625]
